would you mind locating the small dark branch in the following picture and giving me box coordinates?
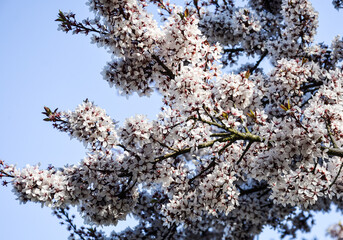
[154,136,235,162]
[194,116,263,143]
[202,104,218,124]
[300,81,323,92]
[239,116,250,134]
[164,223,177,240]
[212,109,226,126]
[236,141,254,165]
[118,144,142,161]
[240,183,269,195]
[152,55,175,79]
[151,136,178,152]
[324,117,339,148]
[196,109,202,120]
[300,95,314,108]
[192,0,201,18]
[223,47,245,53]
[322,147,343,157]
[249,50,268,74]
[116,178,137,199]
[55,208,87,240]
[117,170,132,178]
[168,120,186,130]
[74,22,104,34]
[312,159,318,174]
[154,116,264,163]
[289,112,309,134]
[259,188,272,198]
[260,202,273,210]
[191,116,230,132]
[88,167,115,174]
[56,11,107,35]
[0,169,14,178]
[330,161,343,188]
[189,158,216,184]
[216,186,224,198]
[88,166,131,178]
[210,132,231,137]
[151,0,173,14]
[118,6,129,20]
[218,141,234,155]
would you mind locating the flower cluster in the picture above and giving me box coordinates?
[3,0,343,239]
[328,221,343,240]
[11,165,75,207]
[71,151,139,226]
[200,6,264,56]
[54,100,118,150]
[213,72,256,111]
[267,0,319,62]
[331,35,343,66]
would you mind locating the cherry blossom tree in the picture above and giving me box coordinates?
[2,0,343,239]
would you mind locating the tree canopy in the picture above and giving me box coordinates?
[2,0,343,239]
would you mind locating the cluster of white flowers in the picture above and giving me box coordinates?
[164,66,213,115]
[87,0,164,96]
[213,73,255,111]
[270,164,332,208]
[199,6,239,46]
[331,35,343,65]
[4,0,343,239]
[328,221,343,240]
[11,165,75,207]
[248,0,283,16]
[55,100,118,150]
[267,0,319,62]
[265,58,323,116]
[69,151,139,226]
[200,6,264,56]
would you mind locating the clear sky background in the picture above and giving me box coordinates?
[0,1,343,239]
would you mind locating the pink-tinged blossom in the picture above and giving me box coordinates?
[54,100,118,150]
[331,35,343,66]
[3,0,343,239]
[11,165,76,207]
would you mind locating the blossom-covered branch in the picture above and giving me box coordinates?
[3,0,343,239]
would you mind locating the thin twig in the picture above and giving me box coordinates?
[152,55,175,79]
[330,161,343,188]
[240,183,269,195]
[236,141,254,165]
[151,136,179,152]
[154,135,235,162]
[249,50,268,74]
[189,158,216,184]
[223,48,245,53]
[324,117,338,148]
[57,208,87,240]
[202,104,217,124]
[0,169,14,178]
[218,141,234,155]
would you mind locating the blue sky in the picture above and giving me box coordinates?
[0,0,343,239]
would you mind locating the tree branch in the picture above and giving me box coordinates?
[236,141,254,165]
[189,158,216,184]
[152,55,175,79]
[323,147,343,158]
[240,183,269,195]
[223,47,245,53]
[330,161,343,188]
[249,50,268,74]
[0,169,14,178]
[154,135,237,162]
